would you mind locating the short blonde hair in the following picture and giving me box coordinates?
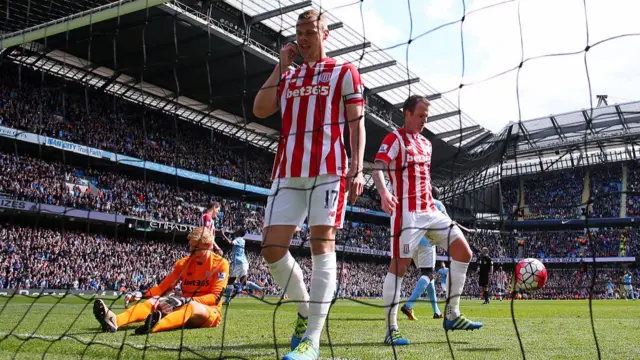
[187,227,215,249]
[297,9,328,30]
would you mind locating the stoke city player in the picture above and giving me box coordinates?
[253,8,366,360]
[372,95,482,346]
[494,266,508,302]
[400,187,447,321]
[92,227,229,334]
[201,202,224,256]
[219,228,264,304]
[478,247,493,305]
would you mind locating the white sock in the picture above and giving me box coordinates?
[304,252,337,349]
[268,252,309,317]
[383,272,403,336]
[446,260,469,320]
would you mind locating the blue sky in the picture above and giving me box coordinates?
[319,0,640,133]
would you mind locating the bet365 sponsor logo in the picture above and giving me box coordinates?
[183,279,210,287]
[286,85,330,98]
[407,153,430,163]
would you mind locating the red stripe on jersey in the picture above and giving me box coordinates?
[405,132,417,212]
[416,138,428,212]
[309,60,337,177]
[275,67,303,179]
[291,65,316,178]
[324,62,347,175]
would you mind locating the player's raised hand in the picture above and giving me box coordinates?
[380,190,398,214]
[345,168,365,203]
[279,42,299,69]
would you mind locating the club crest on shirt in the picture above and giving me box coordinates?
[217,272,226,280]
[319,72,331,83]
[378,144,388,153]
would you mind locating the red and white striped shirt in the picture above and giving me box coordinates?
[375,128,436,213]
[200,213,214,235]
[273,57,365,180]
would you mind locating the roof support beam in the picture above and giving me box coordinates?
[463,131,493,150]
[247,0,312,25]
[367,77,420,96]
[518,122,535,148]
[393,93,441,109]
[428,110,461,123]
[326,41,371,57]
[284,22,343,42]
[615,105,629,131]
[446,127,485,145]
[581,110,597,136]
[358,60,397,74]
[549,116,566,140]
[437,125,481,139]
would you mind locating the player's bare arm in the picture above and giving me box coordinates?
[346,102,365,202]
[371,160,397,214]
[253,42,298,119]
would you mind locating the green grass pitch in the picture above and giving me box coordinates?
[0,296,638,359]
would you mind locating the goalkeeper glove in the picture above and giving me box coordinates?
[158,295,192,315]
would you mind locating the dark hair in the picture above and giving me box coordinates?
[234,228,247,237]
[207,202,221,211]
[431,186,441,199]
[402,95,430,116]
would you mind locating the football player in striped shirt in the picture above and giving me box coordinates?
[372,95,482,346]
[253,8,366,360]
[201,202,223,256]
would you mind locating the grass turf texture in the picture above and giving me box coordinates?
[0,296,638,359]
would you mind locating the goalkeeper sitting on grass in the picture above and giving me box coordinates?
[93,226,229,334]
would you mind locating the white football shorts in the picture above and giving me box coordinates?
[413,244,436,269]
[230,262,249,278]
[264,174,347,229]
[391,210,464,259]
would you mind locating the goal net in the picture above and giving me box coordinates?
[0,0,638,359]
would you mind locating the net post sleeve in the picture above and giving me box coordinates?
[0,0,172,49]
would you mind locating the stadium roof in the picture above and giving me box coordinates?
[0,0,501,183]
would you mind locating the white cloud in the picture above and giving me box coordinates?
[318,0,640,134]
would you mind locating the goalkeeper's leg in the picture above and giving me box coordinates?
[116,298,159,327]
[148,302,221,333]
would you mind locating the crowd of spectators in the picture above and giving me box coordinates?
[501,177,519,217]
[0,64,382,212]
[627,161,640,217]
[2,224,637,301]
[589,164,622,218]
[523,169,585,220]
